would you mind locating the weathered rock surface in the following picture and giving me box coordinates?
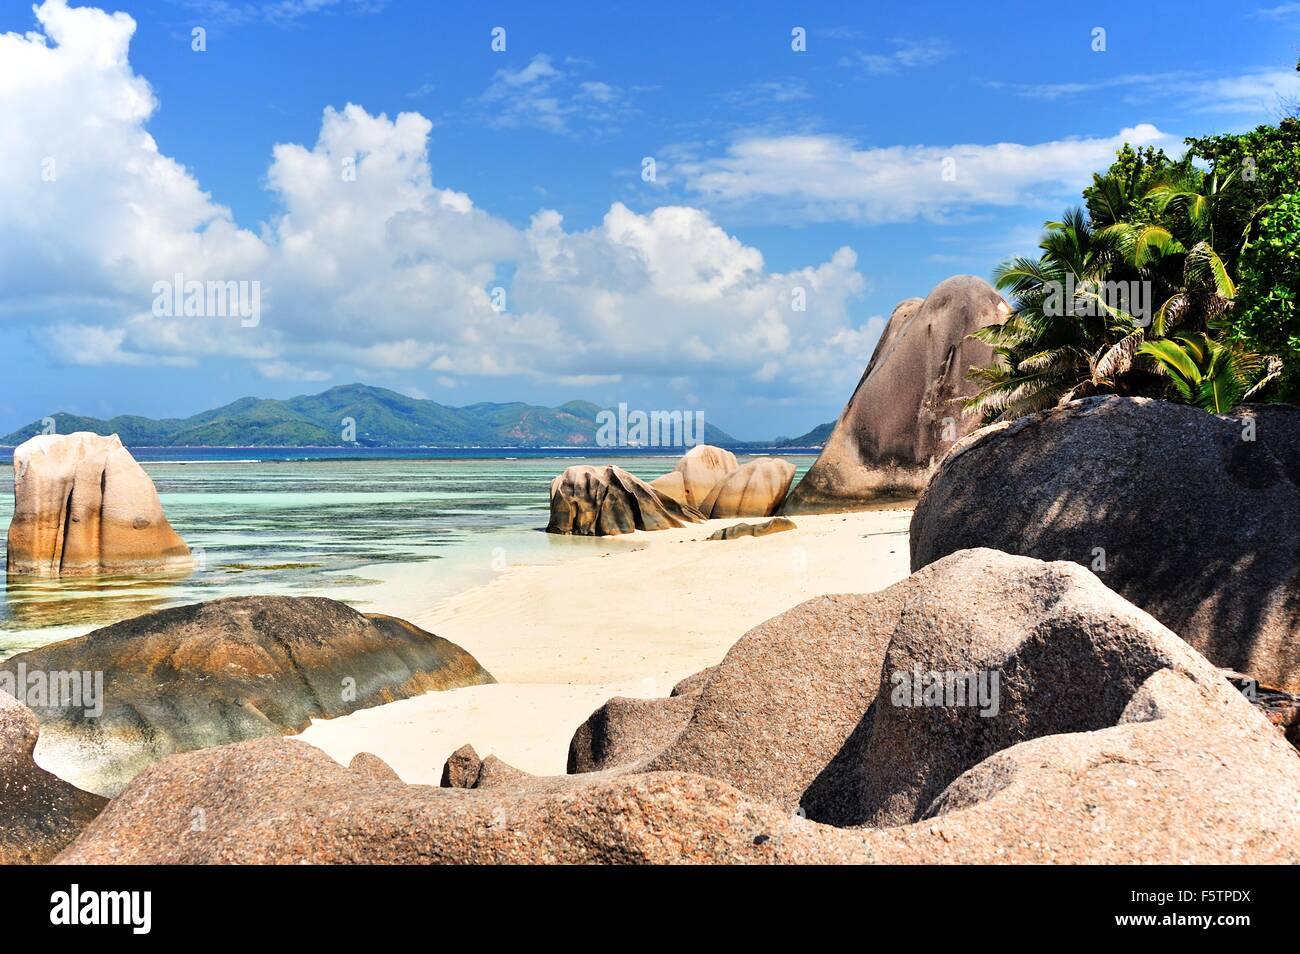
[645,589,905,810]
[911,396,1300,691]
[701,458,796,518]
[783,277,1007,513]
[58,739,837,864]
[0,692,105,864]
[567,694,697,774]
[473,754,535,790]
[547,465,705,535]
[566,665,717,776]
[439,744,547,792]
[707,517,797,540]
[348,751,401,782]
[442,748,584,795]
[647,470,688,506]
[670,667,715,697]
[832,550,1235,828]
[672,444,738,509]
[7,432,193,577]
[55,550,1300,864]
[1233,675,1300,748]
[440,743,483,788]
[58,660,1300,864]
[2,596,494,796]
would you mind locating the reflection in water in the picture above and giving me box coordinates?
[2,573,180,631]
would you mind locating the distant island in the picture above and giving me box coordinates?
[780,421,834,447]
[0,384,831,449]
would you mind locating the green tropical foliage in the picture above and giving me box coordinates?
[1136,333,1276,413]
[965,207,1159,421]
[968,117,1300,422]
[1232,192,1300,402]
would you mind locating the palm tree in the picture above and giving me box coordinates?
[1146,167,1266,264]
[969,148,1268,422]
[1138,332,1278,413]
[965,209,1153,422]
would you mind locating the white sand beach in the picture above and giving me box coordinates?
[296,508,914,783]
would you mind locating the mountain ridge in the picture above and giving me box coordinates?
[1,384,775,448]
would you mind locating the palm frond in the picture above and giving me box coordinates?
[1184,242,1237,299]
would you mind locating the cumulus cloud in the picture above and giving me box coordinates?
[674,124,1179,224]
[512,205,866,385]
[0,0,266,316]
[34,322,192,367]
[0,0,870,403]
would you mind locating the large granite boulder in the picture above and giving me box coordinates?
[783,276,1008,513]
[0,692,105,864]
[647,471,688,506]
[825,549,1231,827]
[672,445,738,509]
[701,458,796,518]
[57,548,1300,863]
[644,589,902,810]
[1,596,494,795]
[547,464,705,535]
[911,396,1300,691]
[7,432,193,577]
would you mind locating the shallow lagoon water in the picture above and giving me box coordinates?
[0,452,813,657]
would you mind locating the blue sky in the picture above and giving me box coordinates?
[1,0,1297,439]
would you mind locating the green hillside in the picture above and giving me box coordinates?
[775,421,835,447]
[0,384,743,448]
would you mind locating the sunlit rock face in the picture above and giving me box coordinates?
[6,432,193,578]
[783,276,1008,513]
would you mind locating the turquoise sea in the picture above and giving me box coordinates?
[0,450,815,658]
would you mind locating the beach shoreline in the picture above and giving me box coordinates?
[295,508,915,782]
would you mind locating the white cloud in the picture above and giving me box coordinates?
[182,0,382,28]
[256,360,330,381]
[674,125,1179,224]
[839,38,949,74]
[1192,69,1300,114]
[0,1,872,404]
[722,79,812,107]
[987,67,1300,116]
[36,322,194,367]
[986,72,1193,101]
[1255,3,1300,18]
[478,53,631,134]
[556,374,622,387]
[0,0,267,311]
[511,205,867,386]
